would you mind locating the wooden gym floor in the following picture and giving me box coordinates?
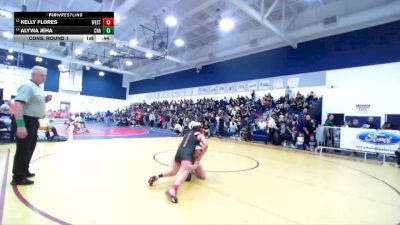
[0,137,399,224]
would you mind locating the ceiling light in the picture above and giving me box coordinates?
[219,18,235,32]
[8,48,13,53]
[145,52,153,58]
[6,55,14,60]
[109,50,118,56]
[0,10,12,18]
[2,31,13,39]
[58,64,64,70]
[125,60,133,66]
[86,66,90,70]
[35,57,43,62]
[129,39,138,47]
[39,48,48,54]
[94,60,102,66]
[174,39,185,47]
[74,48,83,55]
[115,14,121,24]
[165,16,178,27]
[98,71,105,76]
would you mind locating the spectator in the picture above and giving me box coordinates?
[323,114,335,147]
[349,119,359,128]
[173,122,183,136]
[105,110,112,126]
[296,132,305,150]
[395,146,400,168]
[0,101,12,115]
[228,119,237,138]
[364,116,377,129]
[218,112,225,138]
[309,134,317,152]
[285,86,292,98]
[303,115,315,151]
[44,119,60,140]
[267,114,278,145]
[381,121,393,130]
[324,114,335,126]
[149,111,155,128]
[203,120,210,138]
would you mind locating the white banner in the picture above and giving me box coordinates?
[210,86,217,94]
[227,83,237,93]
[340,128,400,154]
[247,80,258,91]
[237,82,246,92]
[259,79,270,90]
[185,88,192,96]
[199,86,210,95]
[192,88,199,96]
[287,77,300,88]
[273,78,284,89]
[218,85,225,94]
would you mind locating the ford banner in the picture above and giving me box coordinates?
[340,128,400,154]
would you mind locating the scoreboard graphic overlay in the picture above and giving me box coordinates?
[14,12,114,42]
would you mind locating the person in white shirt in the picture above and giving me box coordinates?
[267,114,278,144]
[257,119,267,130]
[228,119,237,137]
[173,122,183,135]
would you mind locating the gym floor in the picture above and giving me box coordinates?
[0,126,399,224]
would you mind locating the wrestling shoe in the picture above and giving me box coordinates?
[148,175,158,186]
[165,189,178,203]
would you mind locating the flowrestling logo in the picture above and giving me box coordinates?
[357,130,400,145]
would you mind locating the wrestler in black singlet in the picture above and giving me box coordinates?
[174,130,200,164]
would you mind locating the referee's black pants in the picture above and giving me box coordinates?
[395,151,400,165]
[12,116,39,181]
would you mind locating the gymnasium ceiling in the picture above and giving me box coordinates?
[0,0,399,82]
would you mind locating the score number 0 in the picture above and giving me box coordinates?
[103,18,114,26]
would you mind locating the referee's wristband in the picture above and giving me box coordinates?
[16,119,26,127]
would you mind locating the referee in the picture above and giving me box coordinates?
[10,66,52,186]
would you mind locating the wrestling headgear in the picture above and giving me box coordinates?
[189,121,202,131]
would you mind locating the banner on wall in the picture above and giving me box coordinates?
[237,82,246,92]
[259,79,270,90]
[185,88,192,96]
[144,71,326,100]
[210,86,217,94]
[247,80,258,91]
[199,86,210,95]
[218,85,225,94]
[287,77,300,88]
[192,88,199,96]
[356,104,370,113]
[340,128,400,154]
[273,78,284,89]
[227,83,237,93]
